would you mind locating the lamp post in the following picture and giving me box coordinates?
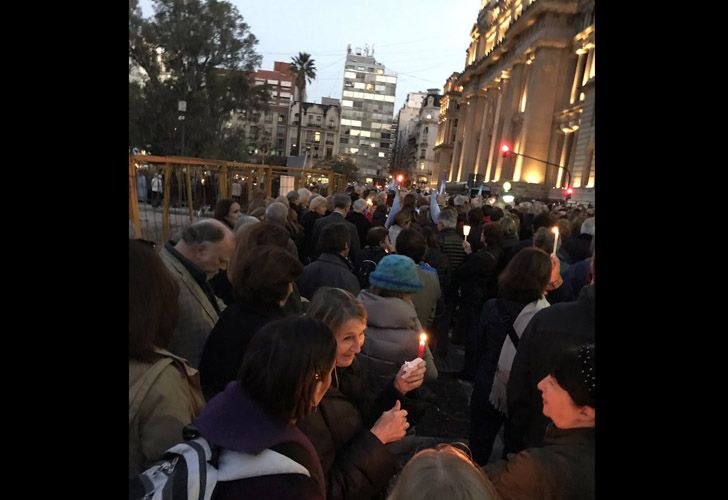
[178,100,187,156]
[501,145,571,188]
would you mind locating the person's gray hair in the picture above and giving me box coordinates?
[437,207,458,228]
[309,195,327,212]
[352,198,367,213]
[234,215,259,235]
[180,218,230,245]
[286,190,300,204]
[275,195,290,207]
[454,195,467,206]
[333,193,352,210]
[265,201,290,225]
[297,188,311,203]
[581,217,595,236]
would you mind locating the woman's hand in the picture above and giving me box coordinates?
[370,400,409,444]
[394,360,426,394]
[463,239,472,255]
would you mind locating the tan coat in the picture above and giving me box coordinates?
[129,348,205,476]
[160,246,224,368]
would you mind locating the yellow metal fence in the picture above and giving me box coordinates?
[129,154,346,244]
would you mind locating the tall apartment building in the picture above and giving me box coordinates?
[287,97,342,164]
[435,0,595,203]
[395,89,441,187]
[238,61,295,157]
[338,46,397,182]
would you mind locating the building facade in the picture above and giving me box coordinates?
[436,0,595,203]
[237,61,295,158]
[286,98,342,165]
[338,46,398,180]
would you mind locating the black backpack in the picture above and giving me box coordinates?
[357,259,378,289]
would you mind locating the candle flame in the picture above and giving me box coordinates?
[419,333,427,344]
[463,225,471,237]
[551,226,559,235]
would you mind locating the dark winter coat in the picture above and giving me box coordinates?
[297,360,401,500]
[507,285,595,451]
[297,253,361,300]
[196,382,326,500]
[198,302,285,401]
[346,211,372,250]
[485,425,594,500]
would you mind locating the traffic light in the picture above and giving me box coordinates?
[500,144,511,158]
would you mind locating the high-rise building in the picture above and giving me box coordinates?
[338,46,397,182]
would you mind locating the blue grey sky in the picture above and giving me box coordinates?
[138,0,480,113]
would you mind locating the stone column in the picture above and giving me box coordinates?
[448,99,468,181]
[457,93,485,182]
[519,46,569,185]
[492,71,513,182]
[474,90,493,177]
[484,89,504,182]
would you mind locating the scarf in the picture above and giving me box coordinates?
[489,296,550,414]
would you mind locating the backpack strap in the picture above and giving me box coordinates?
[129,357,174,426]
[495,300,519,348]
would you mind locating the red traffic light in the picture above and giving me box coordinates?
[500,144,511,157]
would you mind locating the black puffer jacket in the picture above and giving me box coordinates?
[297,360,402,500]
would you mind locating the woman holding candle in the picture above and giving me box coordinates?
[298,287,427,500]
[357,255,438,394]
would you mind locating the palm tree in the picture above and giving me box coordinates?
[289,52,317,156]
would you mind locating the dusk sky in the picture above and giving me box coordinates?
[138,0,480,112]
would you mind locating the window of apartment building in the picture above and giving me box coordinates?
[420,149,426,159]
[380,142,389,148]
[344,81,354,88]
[281,81,292,87]
[380,132,390,139]
[278,113,285,123]
[316,115,322,121]
[344,71,356,79]
[375,84,386,92]
[350,129,360,136]
[376,68,384,74]
[340,137,348,144]
[356,66,366,71]
[255,79,265,86]
[326,147,333,158]
[267,79,278,85]
[342,99,353,107]
[353,101,363,109]
[423,127,428,135]
[366,83,375,91]
[280,92,291,99]
[346,64,355,70]
[378,152,385,158]
[314,131,321,143]
[349,147,359,154]
[354,82,366,89]
[328,120,336,128]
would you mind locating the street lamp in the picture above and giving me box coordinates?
[178,100,187,156]
[500,143,571,188]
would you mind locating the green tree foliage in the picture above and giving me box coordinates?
[289,52,316,155]
[129,0,269,159]
[319,155,359,183]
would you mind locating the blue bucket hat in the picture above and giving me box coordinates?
[369,255,423,293]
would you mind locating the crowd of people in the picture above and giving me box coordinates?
[129,184,595,499]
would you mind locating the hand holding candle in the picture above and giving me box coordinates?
[463,224,471,237]
[551,226,559,256]
[418,332,428,358]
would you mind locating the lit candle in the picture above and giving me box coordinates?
[366,198,373,206]
[418,332,427,358]
[463,224,471,237]
[551,226,559,256]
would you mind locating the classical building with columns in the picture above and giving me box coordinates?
[434,0,595,203]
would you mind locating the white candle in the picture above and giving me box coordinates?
[551,226,559,256]
[463,224,471,237]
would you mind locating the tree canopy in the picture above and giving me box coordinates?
[129,0,269,159]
